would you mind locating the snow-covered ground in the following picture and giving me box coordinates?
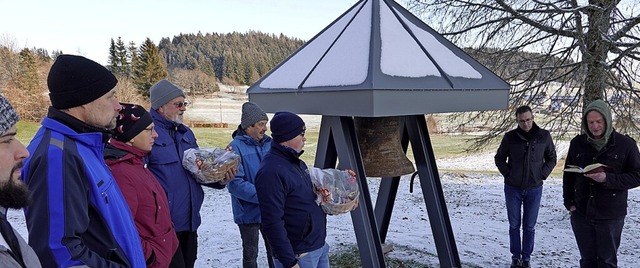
[8,91,639,267]
[9,159,639,267]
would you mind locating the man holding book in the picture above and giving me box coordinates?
[495,105,557,268]
[563,99,640,267]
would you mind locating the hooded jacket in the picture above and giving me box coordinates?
[21,110,145,267]
[147,109,225,232]
[227,126,272,224]
[0,208,41,268]
[255,142,326,268]
[105,140,179,268]
[563,100,640,219]
[495,122,557,189]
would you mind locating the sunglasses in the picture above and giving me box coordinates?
[172,101,190,108]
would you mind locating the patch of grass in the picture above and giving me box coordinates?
[14,122,480,166]
[16,121,41,145]
[329,244,433,268]
[330,243,485,268]
[428,135,485,158]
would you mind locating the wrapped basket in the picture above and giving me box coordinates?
[182,148,239,184]
[309,168,359,215]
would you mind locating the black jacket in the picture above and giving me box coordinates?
[255,143,326,268]
[495,124,557,189]
[563,132,640,219]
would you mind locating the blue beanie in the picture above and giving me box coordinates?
[270,111,305,143]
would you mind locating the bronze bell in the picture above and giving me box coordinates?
[354,116,415,177]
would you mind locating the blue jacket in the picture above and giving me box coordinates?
[147,109,224,232]
[22,114,145,268]
[227,126,272,224]
[255,143,326,268]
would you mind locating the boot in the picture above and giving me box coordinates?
[510,259,522,268]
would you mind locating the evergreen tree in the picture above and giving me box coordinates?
[115,37,129,76]
[127,41,138,78]
[108,38,117,72]
[17,48,40,93]
[133,38,167,97]
[109,37,131,76]
[51,50,63,60]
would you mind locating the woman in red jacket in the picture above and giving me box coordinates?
[105,103,179,267]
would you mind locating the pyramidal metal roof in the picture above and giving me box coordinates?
[247,0,510,117]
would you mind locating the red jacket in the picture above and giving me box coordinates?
[105,139,178,267]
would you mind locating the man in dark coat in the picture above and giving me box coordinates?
[563,99,640,267]
[255,111,328,268]
[495,105,557,268]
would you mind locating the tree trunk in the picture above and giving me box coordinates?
[583,0,615,109]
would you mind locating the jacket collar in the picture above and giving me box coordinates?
[271,142,303,161]
[150,109,188,134]
[47,107,112,143]
[232,125,272,146]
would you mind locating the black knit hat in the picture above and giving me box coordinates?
[47,54,118,109]
[112,103,153,142]
[270,111,305,143]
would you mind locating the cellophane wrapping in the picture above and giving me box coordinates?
[309,167,359,215]
[183,148,239,183]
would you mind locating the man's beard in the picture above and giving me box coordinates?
[174,114,184,124]
[0,164,31,209]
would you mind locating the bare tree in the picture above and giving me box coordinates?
[406,0,640,149]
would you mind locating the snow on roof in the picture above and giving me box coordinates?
[248,0,510,116]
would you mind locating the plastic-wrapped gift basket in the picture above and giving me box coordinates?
[182,148,239,183]
[309,167,359,215]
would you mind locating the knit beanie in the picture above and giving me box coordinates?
[47,54,118,109]
[150,80,185,109]
[112,103,153,142]
[0,95,19,136]
[270,111,305,143]
[241,102,268,129]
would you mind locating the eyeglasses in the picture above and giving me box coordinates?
[299,126,307,138]
[517,118,533,124]
[172,101,190,108]
[143,126,154,132]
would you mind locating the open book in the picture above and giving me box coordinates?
[564,163,609,174]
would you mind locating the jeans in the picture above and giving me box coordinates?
[504,184,542,261]
[273,242,330,268]
[571,213,625,268]
[238,223,275,268]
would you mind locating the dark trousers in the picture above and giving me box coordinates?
[571,213,625,268]
[169,231,198,268]
[504,184,542,261]
[239,223,275,268]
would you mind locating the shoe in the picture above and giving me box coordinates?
[521,260,531,268]
[510,259,522,268]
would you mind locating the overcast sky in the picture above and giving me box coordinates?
[1,0,362,65]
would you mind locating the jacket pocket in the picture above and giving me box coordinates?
[300,213,313,240]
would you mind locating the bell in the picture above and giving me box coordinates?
[354,116,415,177]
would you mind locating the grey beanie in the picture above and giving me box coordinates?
[241,102,268,129]
[0,95,19,136]
[150,80,185,109]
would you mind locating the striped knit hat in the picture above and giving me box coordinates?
[0,95,19,136]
